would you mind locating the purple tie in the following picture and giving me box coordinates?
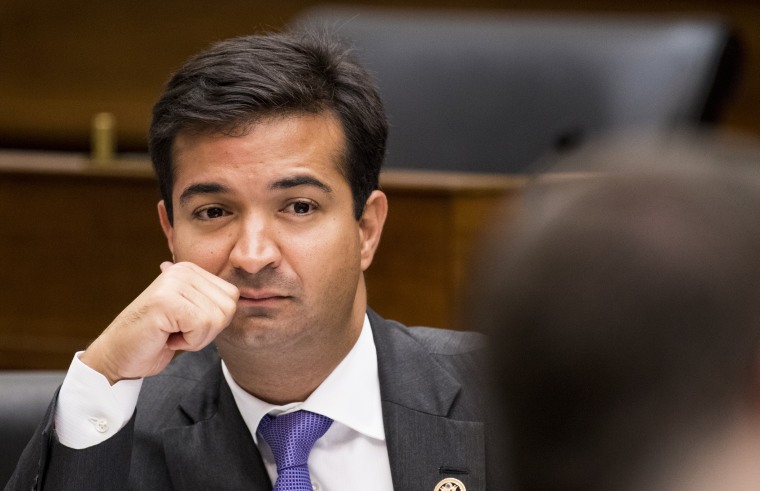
[257,410,333,491]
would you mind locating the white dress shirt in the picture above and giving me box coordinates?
[55,314,393,490]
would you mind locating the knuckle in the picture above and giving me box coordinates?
[221,296,238,315]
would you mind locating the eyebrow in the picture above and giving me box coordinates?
[179,182,231,205]
[177,176,333,206]
[271,176,333,194]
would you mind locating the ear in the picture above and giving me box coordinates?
[157,200,175,258]
[359,190,388,271]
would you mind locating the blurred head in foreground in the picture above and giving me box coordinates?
[474,131,760,491]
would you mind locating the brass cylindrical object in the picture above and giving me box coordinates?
[91,112,116,166]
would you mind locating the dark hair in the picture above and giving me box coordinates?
[473,132,760,491]
[149,30,387,223]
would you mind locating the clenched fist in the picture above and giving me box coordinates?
[80,261,239,384]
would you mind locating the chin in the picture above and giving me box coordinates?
[217,317,298,351]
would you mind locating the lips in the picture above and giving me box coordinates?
[237,290,289,302]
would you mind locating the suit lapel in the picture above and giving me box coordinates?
[161,364,272,491]
[370,310,487,491]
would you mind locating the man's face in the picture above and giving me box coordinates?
[158,112,386,353]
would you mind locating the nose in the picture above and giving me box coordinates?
[228,214,281,274]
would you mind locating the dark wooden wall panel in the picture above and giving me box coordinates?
[0,157,168,368]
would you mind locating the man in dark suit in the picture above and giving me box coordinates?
[7,31,500,491]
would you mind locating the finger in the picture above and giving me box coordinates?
[165,331,194,351]
[160,261,174,273]
[173,261,239,300]
[152,262,238,348]
[163,286,233,350]
[163,265,238,322]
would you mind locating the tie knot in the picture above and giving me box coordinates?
[257,410,333,473]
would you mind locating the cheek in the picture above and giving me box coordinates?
[173,232,235,274]
[319,228,365,307]
[295,221,362,278]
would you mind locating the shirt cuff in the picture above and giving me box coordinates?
[54,351,143,449]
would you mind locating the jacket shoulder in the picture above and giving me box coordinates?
[402,324,486,356]
[370,309,486,356]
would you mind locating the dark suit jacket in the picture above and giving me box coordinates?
[6,310,507,490]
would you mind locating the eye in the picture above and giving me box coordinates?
[193,206,230,220]
[285,200,317,215]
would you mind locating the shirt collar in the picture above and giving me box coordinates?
[222,313,385,444]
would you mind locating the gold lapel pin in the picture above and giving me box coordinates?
[434,477,466,491]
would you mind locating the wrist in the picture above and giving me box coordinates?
[80,347,121,385]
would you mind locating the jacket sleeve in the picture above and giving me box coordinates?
[4,390,135,491]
